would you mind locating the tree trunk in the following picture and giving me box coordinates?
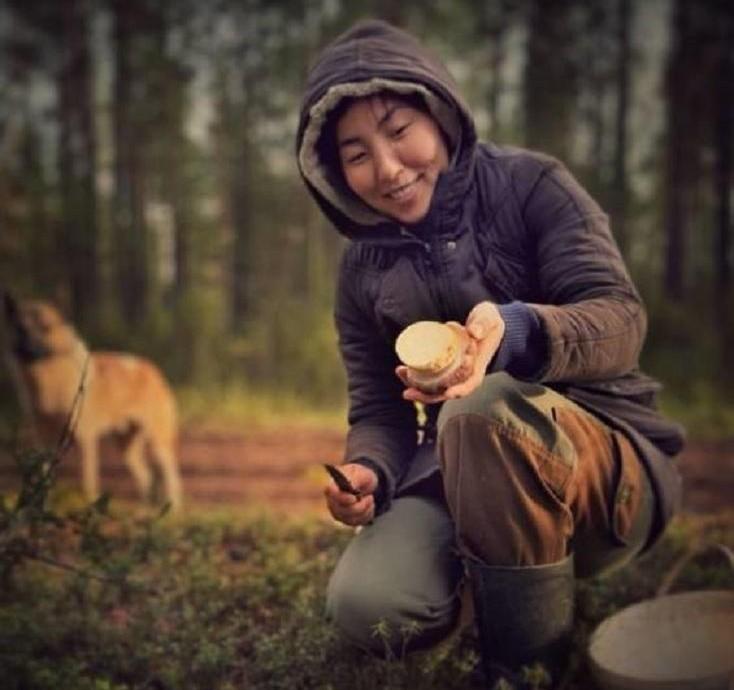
[714,7,733,396]
[611,0,631,257]
[714,16,732,294]
[664,0,693,302]
[487,25,505,139]
[230,145,251,330]
[112,0,149,327]
[57,0,97,328]
[524,0,579,162]
[212,65,252,332]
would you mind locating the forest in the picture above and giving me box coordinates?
[0,0,733,424]
[1,3,733,689]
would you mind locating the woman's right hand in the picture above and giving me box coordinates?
[324,462,378,527]
[395,321,476,403]
[396,304,505,404]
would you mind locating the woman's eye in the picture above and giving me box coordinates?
[391,124,409,138]
[346,151,366,164]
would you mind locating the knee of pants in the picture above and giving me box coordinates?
[436,395,576,565]
[437,372,575,472]
[438,372,534,434]
[443,424,574,563]
[326,562,457,655]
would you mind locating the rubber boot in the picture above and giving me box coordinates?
[467,555,574,689]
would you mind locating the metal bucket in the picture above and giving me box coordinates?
[588,544,734,690]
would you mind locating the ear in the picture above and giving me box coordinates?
[3,290,19,322]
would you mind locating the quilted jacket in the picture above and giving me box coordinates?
[296,20,685,541]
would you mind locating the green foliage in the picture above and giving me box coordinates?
[1,438,732,690]
[659,384,734,439]
[642,294,734,437]
[244,299,347,404]
[177,382,345,433]
[2,0,732,427]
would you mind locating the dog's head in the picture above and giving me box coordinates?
[2,293,78,363]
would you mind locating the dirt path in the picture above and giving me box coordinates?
[674,437,734,513]
[176,430,734,516]
[1,428,732,516]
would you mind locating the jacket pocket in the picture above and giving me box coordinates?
[531,443,576,505]
[375,255,440,332]
[477,236,534,302]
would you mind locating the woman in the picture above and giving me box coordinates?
[295,19,684,688]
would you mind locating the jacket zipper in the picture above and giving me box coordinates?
[428,236,453,320]
[400,227,451,320]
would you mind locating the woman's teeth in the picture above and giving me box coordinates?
[387,181,415,200]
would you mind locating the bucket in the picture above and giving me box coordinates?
[588,544,734,690]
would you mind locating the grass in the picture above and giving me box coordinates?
[658,384,734,440]
[1,378,732,689]
[1,486,733,690]
[176,384,347,434]
[174,381,734,442]
[175,381,734,444]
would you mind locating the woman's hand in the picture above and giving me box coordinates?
[396,302,505,403]
[324,462,378,526]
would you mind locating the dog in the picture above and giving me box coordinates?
[2,293,183,512]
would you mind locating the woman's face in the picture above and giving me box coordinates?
[336,95,450,225]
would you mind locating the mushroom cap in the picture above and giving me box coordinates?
[395,321,460,374]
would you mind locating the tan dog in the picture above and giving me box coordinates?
[3,293,183,512]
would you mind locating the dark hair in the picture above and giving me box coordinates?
[315,89,431,188]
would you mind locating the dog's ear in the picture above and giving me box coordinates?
[3,290,19,323]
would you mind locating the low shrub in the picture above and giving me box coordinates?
[1,440,732,689]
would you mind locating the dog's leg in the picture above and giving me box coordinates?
[78,435,100,501]
[123,432,154,503]
[149,437,183,512]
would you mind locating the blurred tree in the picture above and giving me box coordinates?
[206,0,293,332]
[58,0,98,330]
[712,3,733,394]
[455,0,523,142]
[611,0,631,255]
[655,0,734,395]
[713,5,732,297]
[19,124,58,296]
[211,60,255,332]
[1,0,97,318]
[524,0,580,162]
[481,1,522,141]
[149,0,225,384]
[662,0,727,304]
[664,0,699,303]
[0,0,731,410]
[573,0,615,202]
[111,0,153,329]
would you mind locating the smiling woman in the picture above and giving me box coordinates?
[294,18,684,688]
[334,94,450,225]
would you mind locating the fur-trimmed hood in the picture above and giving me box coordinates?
[296,19,477,240]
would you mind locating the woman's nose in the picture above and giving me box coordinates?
[373,144,402,184]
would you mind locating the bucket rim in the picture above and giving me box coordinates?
[588,589,734,687]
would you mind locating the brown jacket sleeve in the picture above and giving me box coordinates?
[521,160,647,382]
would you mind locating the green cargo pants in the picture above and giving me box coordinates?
[326,373,655,654]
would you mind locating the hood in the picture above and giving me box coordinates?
[296,19,477,240]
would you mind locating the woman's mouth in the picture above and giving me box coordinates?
[386,179,418,201]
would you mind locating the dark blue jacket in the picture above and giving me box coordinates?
[296,20,685,541]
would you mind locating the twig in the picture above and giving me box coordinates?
[656,541,734,597]
[26,550,159,594]
[55,355,90,459]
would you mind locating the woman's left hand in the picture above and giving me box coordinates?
[396,302,505,404]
